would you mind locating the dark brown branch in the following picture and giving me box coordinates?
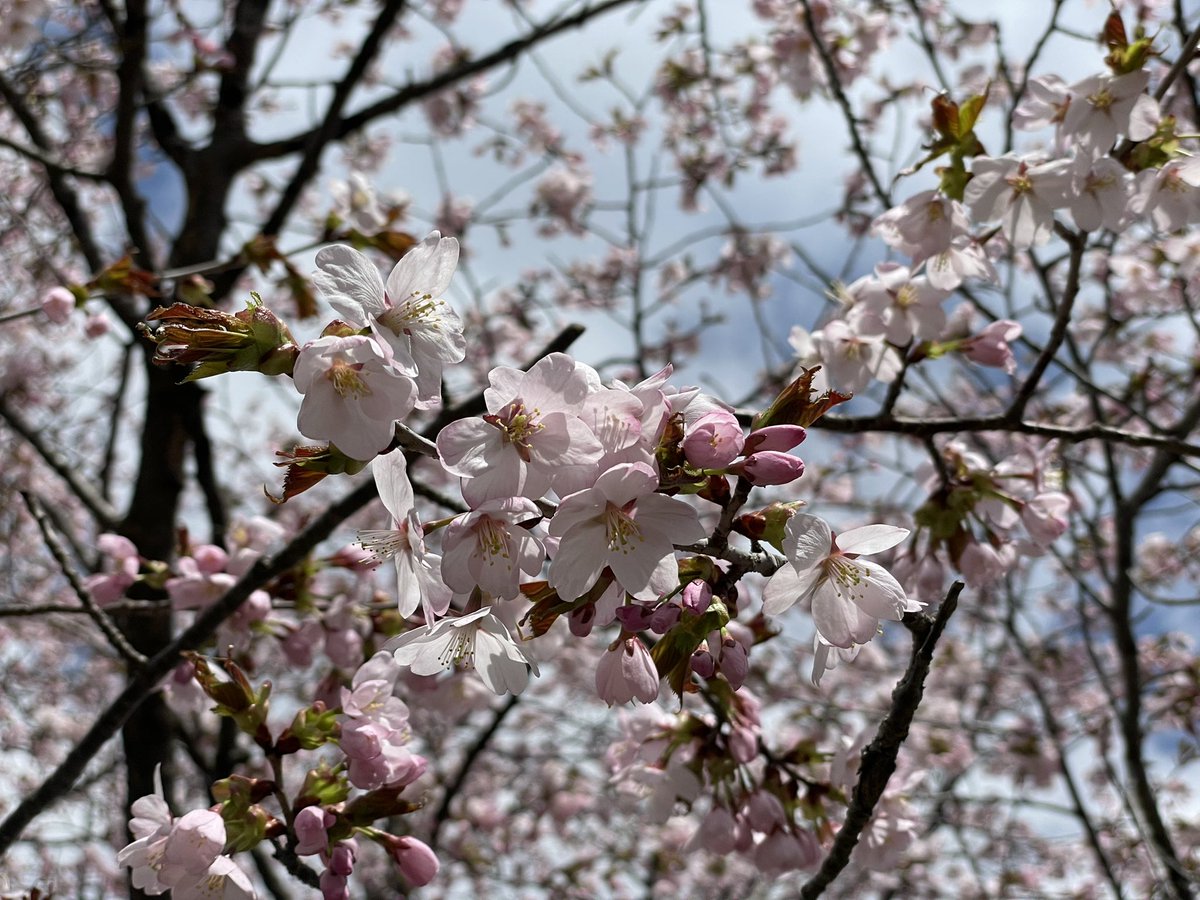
[1007,229,1085,419]
[799,582,962,899]
[800,0,890,209]
[257,0,410,239]
[248,0,639,164]
[106,0,155,267]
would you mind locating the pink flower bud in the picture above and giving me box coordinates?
[568,604,595,637]
[691,647,715,678]
[649,603,680,634]
[734,451,805,486]
[595,636,660,706]
[41,286,75,324]
[682,410,745,468]
[320,870,349,900]
[681,579,712,615]
[328,840,357,876]
[192,544,229,574]
[614,604,653,632]
[961,319,1021,373]
[743,424,806,455]
[719,637,749,690]
[388,835,440,886]
[84,312,110,338]
[294,805,333,856]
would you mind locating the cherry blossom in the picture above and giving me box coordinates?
[440,497,546,600]
[964,155,1073,249]
[437,352,604,504]
[357,452,451,619]
[293,334,416,461]
[313,233,465,406]
[762,514,914,649]
[388,607,538,695]
[548,462,707,603]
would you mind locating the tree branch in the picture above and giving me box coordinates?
[799,582,962,899]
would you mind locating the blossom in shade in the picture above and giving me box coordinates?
[548,462,706,603]
[358,452,451,620]
[294,334,416,461]
[762,514,914,649]
[440,497,546,600]
[388,607,538,695]
[312,233,465,407]
[595,636,660,706]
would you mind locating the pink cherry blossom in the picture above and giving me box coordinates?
[762,514,912,649]
[548,462,707,603]
[682,409,745,468]
[312,233,465,407]
[1061,69,1150,152]
[437,352,604,504]
[847,263,949,344]
[964,154,1072,250]
[595,636,661,706]
[388,607,538,695]
[293,334,416,461]
[440,497,546,600]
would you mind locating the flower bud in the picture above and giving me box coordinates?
[743,424,806,455]
[383,835,440,887]
[680,579,712,615]
[41,286,76,324]
[732,451,805,486]
[139,296,298,381]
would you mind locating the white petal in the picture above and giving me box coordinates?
[783,514,832,570]
[836,524,909,555]
[313,245,385,322]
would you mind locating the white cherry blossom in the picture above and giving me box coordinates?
[358,452,451,619]
[762,514,916,649]
[313,232,465,406]
[388,607,538,695]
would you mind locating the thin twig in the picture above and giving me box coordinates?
[799,582,962,899]
[0,396,120,530]
[429,695,520,851]
[20,492,147,668]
